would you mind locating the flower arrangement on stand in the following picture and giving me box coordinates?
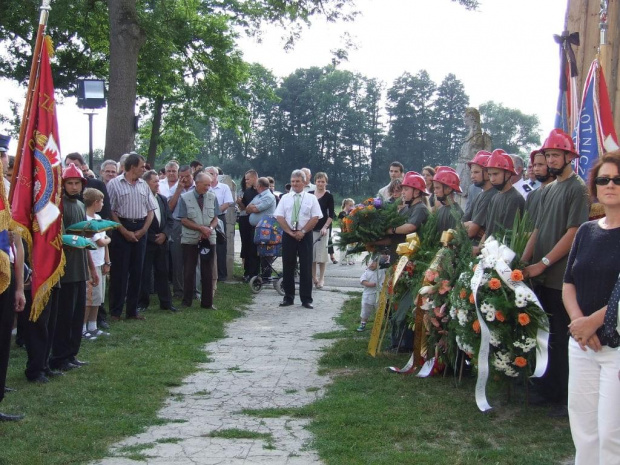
[337,197,405,252]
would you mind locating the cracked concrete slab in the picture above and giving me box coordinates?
[93,234,366,465]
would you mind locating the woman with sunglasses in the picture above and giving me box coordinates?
[563,151,620,465]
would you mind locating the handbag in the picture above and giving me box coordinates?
[215,219,226,244]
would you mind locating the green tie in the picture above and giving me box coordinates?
[292,193,301,225]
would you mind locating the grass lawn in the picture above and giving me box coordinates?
[0,280,252,465]
[245,295,575,465]
[306,296,575,465]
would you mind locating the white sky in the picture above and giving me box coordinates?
[0,0,568,158]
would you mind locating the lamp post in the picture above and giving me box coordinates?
[76,78,106,169]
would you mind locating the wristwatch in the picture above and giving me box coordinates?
[104,262,112,266]
[301,229,306,234]
[541,256,550,267]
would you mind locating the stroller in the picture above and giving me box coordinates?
[250,215,285,296]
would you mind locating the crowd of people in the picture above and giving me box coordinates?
[364,128,619,465]
[0,126,618,464]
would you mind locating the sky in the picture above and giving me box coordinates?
[0,0,569,159]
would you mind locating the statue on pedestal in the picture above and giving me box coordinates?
[455,108,492,208]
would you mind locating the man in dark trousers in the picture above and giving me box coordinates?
[138,170,175,312]
[274,169,322,309]
[50,164,98,371]
[0,183,26,420]
[523,129,590,416]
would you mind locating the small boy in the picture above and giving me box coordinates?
[82,188,111,339]
[356,260,384,331]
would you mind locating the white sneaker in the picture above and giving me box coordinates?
[82,331,98,341]
[93,329,110,337]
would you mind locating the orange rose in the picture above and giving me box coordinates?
[514,357,527,368]
[488,278,501,290]
[472,320,481,334]
[459,289,467,299]
[518,313,531,326]
[511,270,524,282]
[469,293,475,304]
[495,311,506,322]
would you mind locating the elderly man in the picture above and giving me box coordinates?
[274,170,322,309]
[510,154,532,199]
[247,177,277,279]
[159,161,179,198]
[301,167,315,192]
[206,166,234,281]
[179,172,220,309]
[168,165,195,298]
[138,170,175,313]
[377,162,404,201]
[107,153,155,321]
[100,159,118,184]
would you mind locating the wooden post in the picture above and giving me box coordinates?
[565,0,620,134]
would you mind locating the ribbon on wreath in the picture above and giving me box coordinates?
[470,237,550,412]
[389,231,454,375]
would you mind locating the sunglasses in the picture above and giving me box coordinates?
[595,177,620,186]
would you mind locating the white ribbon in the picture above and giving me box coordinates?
[388,353,416,374]
[471,238,550,411]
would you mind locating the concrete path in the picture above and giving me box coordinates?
[95,233,367,465]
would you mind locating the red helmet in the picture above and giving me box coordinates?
[432,166,462,193]
[467,150,492,168]
[401,171,429,195]
[62,163,85,183]
[486,149,516,175]
[541,128,578,158]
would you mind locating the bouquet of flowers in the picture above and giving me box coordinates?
[470,241,548,380]
[337,197,405,249]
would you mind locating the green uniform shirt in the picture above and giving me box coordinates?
[61,197,89,284]
[533,174,590,290]
[485,186,525,239]
[436,202,463,233]
[524,185,544,228]
[462,187,498,230]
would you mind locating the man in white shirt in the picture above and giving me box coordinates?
[206,166,234,281]
[510,154,534,199]
[301,167,316,192]
[159,161,179,198]
[274,170,322,309]
[377,161,404,201]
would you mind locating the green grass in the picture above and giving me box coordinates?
[206,428,273,441]
[303,297,575,465]
[0,281,252,465]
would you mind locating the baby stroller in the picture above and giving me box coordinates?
[250,215,285,296]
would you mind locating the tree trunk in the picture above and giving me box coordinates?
[147,96,164,167]
[105,0,146,160]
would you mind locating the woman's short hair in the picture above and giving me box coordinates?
[588,150,620,199]
[314,172,328,183]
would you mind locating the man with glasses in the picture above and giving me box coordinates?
[522,129,590,415]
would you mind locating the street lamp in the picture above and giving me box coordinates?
[76,78,106,169]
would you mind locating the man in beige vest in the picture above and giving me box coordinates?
[178,172,220,309]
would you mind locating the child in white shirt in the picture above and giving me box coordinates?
[356,260,384,331]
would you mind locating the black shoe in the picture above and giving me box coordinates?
[301,302,314,309]
[161,305,178,312]
[279,301,294,307]
[201,305,217,310]
[44,369,64,378]
[98,320,110,330]
[28,374,50,384]
[4,387,15,393]
[69,359,90,367]
[0,412,24,422]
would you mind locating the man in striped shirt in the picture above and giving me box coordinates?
[107,153,156,320]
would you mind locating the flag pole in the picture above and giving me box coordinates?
[9,0,51,202]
